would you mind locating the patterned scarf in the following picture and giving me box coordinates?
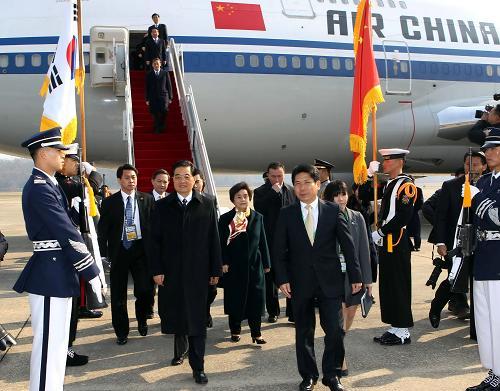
[227,208,250,245]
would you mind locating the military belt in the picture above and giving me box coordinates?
[33,240,62,251]
[476,230,500,242]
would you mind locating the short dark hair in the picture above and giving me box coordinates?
[454,166,465,177]
[172,160,195,176]
[192,167,205,180]
[152,13,159,18]
[30,148,41,162]
[463,151,487,165]
[152,168,169,180]
[291,164,320,183]
[117,163,138,179]
[323,180,348,202]
[267,161,285,172]
[150,27,159,32]
[229,182,253,202]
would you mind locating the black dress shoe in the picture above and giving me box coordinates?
[340,369,349,377]
[138,321,148,336]
[466,382,496,391]
[373,331,393,343]
[252,337,267,344]
[171,353,187,366]
[379,333,411,346]
[116,337,128,345]
[206,315,213,328]
[146,312,154,320]
[78,308,103,319]
[66,348,88,366]
[193,370,208,384]
[429,310,441,328]
[230,335,241,342]
[268,315,278,323]
[322,376,345,391]
[299,377,317,391]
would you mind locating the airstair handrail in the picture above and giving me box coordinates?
[168,38,218,202]
[120,42,134,165]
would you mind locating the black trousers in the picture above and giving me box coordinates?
[68,296,79,348]
[174,334,206,371]
[147,283,156,317]
[265,270,280,317]
[293,288,345,381]
[206,284,217,317]
[430,278,469,315]
[151,110,167,133]
[228,315,262,338]
[110,240,154,338]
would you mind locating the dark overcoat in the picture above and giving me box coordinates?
[218,209,270,320]
[150,191,222,336]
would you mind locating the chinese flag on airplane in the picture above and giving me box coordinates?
[349,0,384,184]
[211,2,266,31]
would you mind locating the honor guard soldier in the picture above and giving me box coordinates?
[363,148,417,345]
[314,158,334,197]
[13,127,103,391]
[466,127,500,391]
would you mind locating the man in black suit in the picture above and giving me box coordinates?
[148,13,168,41]
[97,164,154,345]
[254,161,296,323]
[150,160,222,385]
[144,28,167,69]
[429,151,487,329]
[146,58,173,134]
[274,164,362,391]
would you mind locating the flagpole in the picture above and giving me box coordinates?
[372,112,378,226]
[77,0,87,161]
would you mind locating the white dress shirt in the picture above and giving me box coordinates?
[300,197,319,232]
[177,192,193,205]
[120,190,142,239]
[152,189,167,201]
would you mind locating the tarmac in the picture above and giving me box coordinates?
[0,185,486,391]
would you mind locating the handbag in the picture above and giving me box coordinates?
[360,288,373,318]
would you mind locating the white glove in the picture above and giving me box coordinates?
[99,275,108,296]
[81,162,96,176]
[367,161,380,177]
[461,184,480,199]
[89,276,103,303]
[371,230,383,246]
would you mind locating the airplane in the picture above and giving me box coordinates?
[0,0,498,174]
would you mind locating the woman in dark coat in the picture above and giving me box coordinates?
[219,182,271,344]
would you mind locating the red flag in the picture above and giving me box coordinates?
[349,0,384,184]
[211,2,266,31]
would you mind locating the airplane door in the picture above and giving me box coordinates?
[89,26,128,88]
[281,0,315,18]
[382,40,412,95]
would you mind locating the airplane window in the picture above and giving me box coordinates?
[250,54,259,68]
[399,1,407,9]
[441,63,449,75]
[388,0,396,8]
[453,64,461,75]
[96,50,106,64]
[332,58,341,70]
[319,57,328,70]
[341,0,348,4]
[292,56,301,69]
[278,56,287,68]
[31,54,42,67]
[353,0,360,4]
[497,66,500,77]
[48,54,54,65]
[430,63,438,74]
[400,61,408,73]
[264,55,274,68]
[84,53,90,66]
[464,64,472,75]
[345,58,354,71]
[486,65,493,77]
[235,54,245,67]
[15,54,25,68]
[329,0,337,3]
[377,0,384,7]
[0,55,8,68]
[305,57,314,69]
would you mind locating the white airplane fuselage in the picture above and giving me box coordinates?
[0,0,499,172]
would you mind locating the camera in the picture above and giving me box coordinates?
[426,257,452,290]
[475,104,494,119]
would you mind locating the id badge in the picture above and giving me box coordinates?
[339,253,346,273]
[125,225,138,241]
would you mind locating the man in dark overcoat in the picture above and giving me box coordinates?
[150,160,222,385]
[145,57,173,134]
